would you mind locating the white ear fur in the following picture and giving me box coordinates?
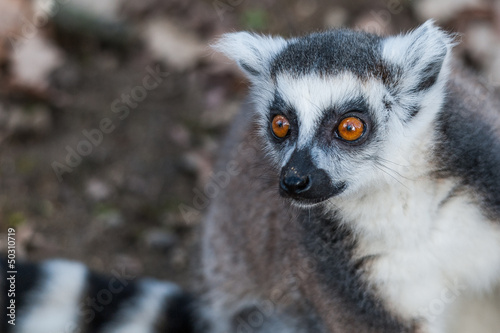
[212,32,287,79]
[382,20,456,92]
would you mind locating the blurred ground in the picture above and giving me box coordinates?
[0,0,499,287]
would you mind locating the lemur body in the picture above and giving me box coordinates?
[203,21,500,333]
[2,22,500,333]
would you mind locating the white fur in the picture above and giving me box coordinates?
[213,32,287,79]
[336,175,500,332]
[382,20,452,72]
[103,279,181,333]
[15,260,87,333]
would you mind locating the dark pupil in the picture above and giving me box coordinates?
[277,120,283,127]
[347,124,354,131]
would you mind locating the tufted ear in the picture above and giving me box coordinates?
[213,32,287,80]
[381,20,455,94]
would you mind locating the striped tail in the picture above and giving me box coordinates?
[1,258,197,333]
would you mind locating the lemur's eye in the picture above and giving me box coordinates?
[271,115,290,138]
[337,117,365,141]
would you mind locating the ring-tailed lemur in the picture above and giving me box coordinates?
[204,19,500,333]
[2,20,500,333]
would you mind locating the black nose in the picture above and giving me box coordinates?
[280,173,311,195]
[279,149,347,203]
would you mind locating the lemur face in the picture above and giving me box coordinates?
[215,20,453,206]
[268,72,384,204]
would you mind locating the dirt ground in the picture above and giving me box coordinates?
[1,0,499,288]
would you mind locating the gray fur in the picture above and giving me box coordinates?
[270,29,382,78]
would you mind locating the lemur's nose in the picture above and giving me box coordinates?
[279,149,345,202]
[280,172,311,195]
[279,149,316,198]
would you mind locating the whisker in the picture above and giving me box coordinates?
[374,161,414,181]
[375,156,408,168]
[366,155,408,168]
[373,164,409,189]
[365,155,414,182]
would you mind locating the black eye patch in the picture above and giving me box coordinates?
[318,96,369,124]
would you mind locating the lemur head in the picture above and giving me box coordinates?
[215,21,454,206]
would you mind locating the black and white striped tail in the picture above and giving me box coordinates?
[1,258,197,333]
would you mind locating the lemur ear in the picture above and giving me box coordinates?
[213,32,287,79]
[381,20,455,93]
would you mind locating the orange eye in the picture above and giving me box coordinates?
[272,115,290,138]
[337,117,365,141]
